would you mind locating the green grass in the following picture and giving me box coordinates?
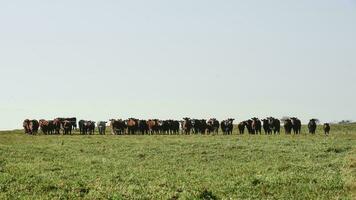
[0,125,355,199]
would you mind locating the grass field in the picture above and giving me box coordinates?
[0,125,355,199]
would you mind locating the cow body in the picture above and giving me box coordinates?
[237,122,245,134]
[182,118,192,135]
[291,117,301,134]
[207,118,219,134]
[23,119,39,135]
[110,119,126,135]
[323,123,330,134]
[97,121,107,135]
[251,118,262,134]
[308,119,317,134]
[221,118,234,135]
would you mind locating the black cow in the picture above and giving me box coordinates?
[261,119,271,134]
[323,123,330,135]
[237,122,245,134]
[207,118,219,134]
[138,120,149,135]
[221,118,234,135]
[284,119,293,134]
[308,119,317,134]
[244,120,253,134]
[78,120,95,135]
[268,117,280,134]
[291,117,301,134]
[62,120,72,135]
[110,119,126,135]
[251,117,262,134]
[97,121,107,135]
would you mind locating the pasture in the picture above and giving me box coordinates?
[0,125,355,199]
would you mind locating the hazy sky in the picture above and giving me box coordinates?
[1,0,355,130]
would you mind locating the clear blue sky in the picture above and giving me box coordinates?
[1,0,355,130]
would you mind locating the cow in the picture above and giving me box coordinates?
[126,118,138,135]
[53,118,62,134]
[251,118,262,134]
[85,121,95,135]
[221,118,234,135]
[39,119,50,135]
[192,119,207,134]
[138,120,148,135]
[284,119,293,134]
[23,119,39,135]
[47,120,55,134]
[78,120,86,134]
[62,120,72,135]
[110,119,126,135]
[268,117,280,134]
[78,120,95,135]
[244,120,253,134]
[171,120,180,134]
[261,119,271,134]
[323,123,330,135]
[97,121,107,135]
[147,119,160,134]
[291,117,301,134]
[182,118,192,135]
[57,117,77,130]
[308,119,317,134]
[237,122,245,134]
[207,118,219,134]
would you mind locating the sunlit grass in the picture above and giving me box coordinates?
[0,124,355,199]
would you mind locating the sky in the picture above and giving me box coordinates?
[0,0,356,130]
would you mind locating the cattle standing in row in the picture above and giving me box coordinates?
[126,118,138,135]
[146,119,159,134]
[244,120,253,134]
[291,117,301,134]
[251,118,262,134]
[262,119,271,134]
[207,118,219,134]
[221,118,234,135]
[57,117,77,130]
[182,118,192,134]
[137,120,148,135]
[308,119,317,134]
[39,119,54,135]
[268,117,280,134]
[323,123,330,134]
[284,119,293,134]
[23,119,39,135]
[237,122,245,134]
[97,121,107,135]
[160,120,180,135]
[192,119,207,134]
[78,120,95,135]
[110,119,126,135]
[62,120,72,135]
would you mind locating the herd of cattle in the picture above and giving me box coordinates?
[22,117,331,136]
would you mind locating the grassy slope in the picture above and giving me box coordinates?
[0,125,355,200]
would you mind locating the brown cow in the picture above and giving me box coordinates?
[182,118,192,135]
[53,118,61,134]
[23,119,39,135]
[147,119,159,134]
[39,119,51,135]
[126,118,138,135]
